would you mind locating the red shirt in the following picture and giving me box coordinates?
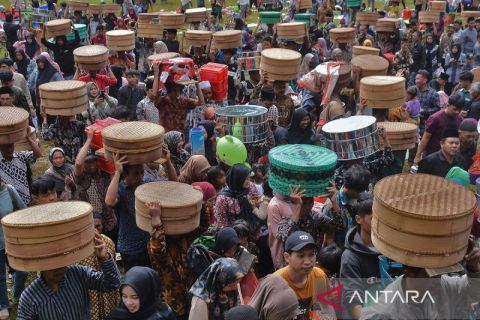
[91,34,106,45]
[155,96,196,132]
[78,74,118,91]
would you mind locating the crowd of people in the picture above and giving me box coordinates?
[0,0,480,319]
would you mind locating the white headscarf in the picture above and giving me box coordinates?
[154,41,168,54]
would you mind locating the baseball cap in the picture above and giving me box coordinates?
[285,231,317,252]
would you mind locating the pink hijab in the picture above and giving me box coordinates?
[315,38,329,59]
[39,52,64,80]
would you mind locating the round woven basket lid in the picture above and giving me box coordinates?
[278,22,305,28]
[185,30,212,37]
[374,173,476,219]
[262,48,301,61]
[360,75,404,87]
[377,121,417,134]
[268,144,337,173]
[73,45,108,57]
[215,105,267,117]
[322,115,376,134]
[148,53,180,62]
[214,30,242,37]
[40,80,86,92]
[352,54,388,71]
[45,19,71,27]
[106,30,134,37]
[102,121,165,143]
[135,181,203,208]
[0,107,29,129]
[2,201,92,227]
[329,27,355,34]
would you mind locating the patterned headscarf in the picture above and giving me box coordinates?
[189,258,245,320]
[164,130,190,174]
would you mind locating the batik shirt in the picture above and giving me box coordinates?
[0,151,33,204]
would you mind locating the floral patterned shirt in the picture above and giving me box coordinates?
[156,95,196,132]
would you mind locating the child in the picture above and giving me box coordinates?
[207,166,226,192]
[402,86,421,124]
[252,163,268,196]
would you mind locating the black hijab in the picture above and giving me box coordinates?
[199,120,218,166]
[36,54,58,86]
[14,48,29,79]
[24,32,40,59]
[287,108,314,145]
[108,267,169,320]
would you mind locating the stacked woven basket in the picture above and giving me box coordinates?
[276,22,307,40]
[39,80,88,116]
[159,12,185,29]
[429,0,446,12]
[102,122,165,165]
[137,21,163,39]
[68,0,89,11]
[372,174,476,268]
[461,11,480,23]
[184,30,213,47]
[377,122,418,151]
[2,201,95,271]
[329,27,356,44]
[419,11,439,23]
[0,107,29,145]
[356,12,381,26]
[260,48,302,81]
[135,181,204,235]
[268,144,338,197]
[73,45,109,71]
[352,46,380,57]
[360,75,405,109]
[45,19,72,38]
[298,0,312,10]
[375,18,397,33]
[138,12,160,23]
[213,30,242,49]
[106,30,135,51]
[147,52,180,66]
[185,8,207,23]
[15,127,36,151]
[351,55,389,79]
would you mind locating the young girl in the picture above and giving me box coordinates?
[252,163,268,197]
[207,166,226,192]
[402,86,421,124]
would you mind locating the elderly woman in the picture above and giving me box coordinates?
[165,130,191,175]
[44,147,75,201]
[82,82,118,124]
[154,41,168,54]
[177,155,211,184]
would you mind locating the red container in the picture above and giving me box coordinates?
[200,63,228,101]
[85,117,122,150]
[402,8,411,21]
[97,156,115,175]
[161,57,196,80]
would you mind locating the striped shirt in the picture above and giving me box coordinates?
[17,257,120,320]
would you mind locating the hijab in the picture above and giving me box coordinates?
[287,108,314,144]
[24,32,40,59]
[315,38,329,58]
[198,120,218,166]
[248,275,299,320]
[298,53,314,79]
[212,227,240,256]
[226,305,259,320]
[14,48,30,79]
[46,147,73,192]
[192,181,217,201]
[108,64,124,99]
[154,41,168,54]
[178,155,211,184]
[36,53,61,86]
[189,258,245,320]
[319,100,349,123]
[108,267,169,320]
[165,130,191,174]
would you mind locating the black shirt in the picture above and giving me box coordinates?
[41,30,80,76]
[117,85,145,121]
[3,22,21,44]
[164,40,179,53]
[418,150,467,177]
[461,143,476,169]
[467,98,480,120]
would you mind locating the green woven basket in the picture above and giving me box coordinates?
[294,13,317,27]
[259,11,281,24]
[268,144,337,196]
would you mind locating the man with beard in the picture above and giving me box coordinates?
[458,118,478,168]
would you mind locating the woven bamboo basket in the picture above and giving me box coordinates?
[461,11,480,23]
[184,30,212,47]
[0,107,29,144]
[14,126,36,151]
[357,12,381,25]
[135,181,203,235]
[102,122,165,164]
[261,48,301,81]
[185,8,207,23]
[106,30,135,51]
[430,1,446,11]
[68,0,89,11]
[276,22,307,39]
[102,4,121,14]
[138,12,160,23]
[317,63,352,91]
[158,12,185,29]
[213,30,242,49]
[88,4,102,15]
[352,46,380,57]
[45,19,72,37]
[2,201,94,271]
[351,54,389,79]
[329,27,356,44]
[298,0,312,10]
[39,80,88,116]
[73,45,109,71]
[377,122,417,150]
[360,75,405,109]
[137,22,163,39]
[147,52,180,66]
[419,11,439,23]
[372,173,476,268]
[375,18,397,33]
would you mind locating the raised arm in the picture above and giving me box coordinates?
[74,127,93,177]
[105,153,127,207]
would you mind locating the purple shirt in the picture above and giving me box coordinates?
[403,99,421,117]
[424,110,462,156]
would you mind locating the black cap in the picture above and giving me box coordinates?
[441,126,459,139]
[285,231,317,252]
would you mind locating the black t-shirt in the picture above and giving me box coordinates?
[3,23,20,43]
[165,40,180,53]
